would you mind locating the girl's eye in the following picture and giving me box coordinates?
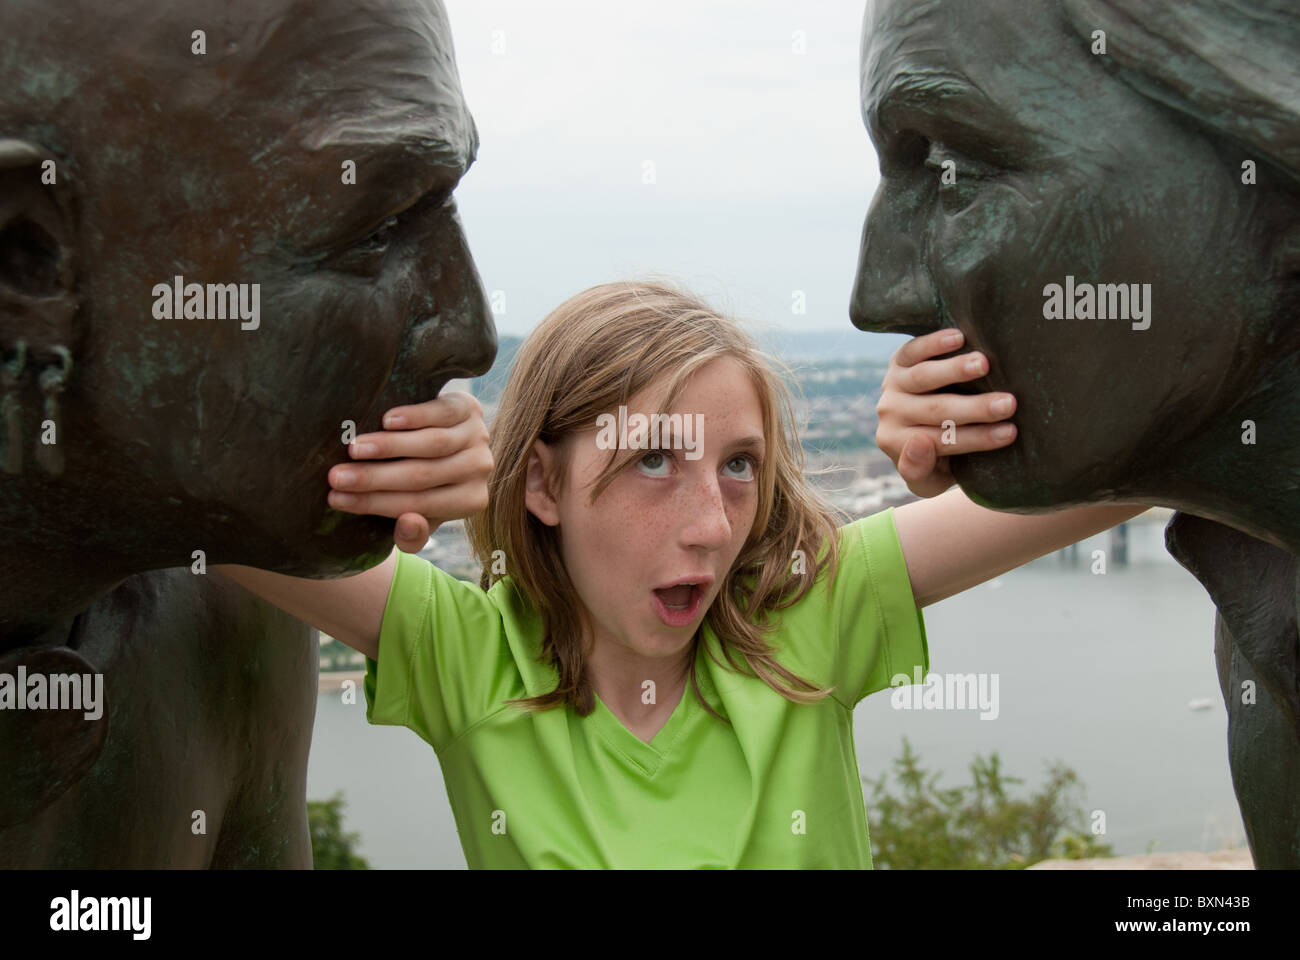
[725,455,757,481]
[636,450,673,477]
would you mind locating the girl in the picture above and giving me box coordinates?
[219,280,1145,868]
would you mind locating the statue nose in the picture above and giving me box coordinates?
[408,282,496,383]
[402,206,497,386]
[849,185,942,337]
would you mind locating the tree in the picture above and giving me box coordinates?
[307,792,370,870]
[863,737,1114,869]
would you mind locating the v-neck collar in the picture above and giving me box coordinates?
[587,637,713,775]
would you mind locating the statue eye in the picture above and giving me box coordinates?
[324,187,455,275]
[880,131,929,177]
[355,216,399,254]
[324,215,404,275]
[921,140,998,213]
[924,140,1000,181]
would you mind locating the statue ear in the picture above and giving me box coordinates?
[0,138,79,353]
[0,646,109,827]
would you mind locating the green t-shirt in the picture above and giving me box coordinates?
[364,506,929,868]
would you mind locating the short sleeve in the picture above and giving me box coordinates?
[775,506,930,709]
[363,551,515,753]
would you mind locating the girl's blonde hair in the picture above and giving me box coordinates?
[464,280,850,722]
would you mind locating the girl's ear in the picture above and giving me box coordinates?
[523,439,561,526]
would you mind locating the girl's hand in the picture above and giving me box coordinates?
[875,329,1017,498]
[326,392,493,554]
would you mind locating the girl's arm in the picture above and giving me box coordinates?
[892,488,1147,608]
[217,551,398,660]
[874,328,1147,608]
[214,392,492,658]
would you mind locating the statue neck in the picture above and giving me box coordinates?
[1144,351,1300,556]
[0,542,126,647]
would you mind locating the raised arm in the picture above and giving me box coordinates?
[892,489,1147,608]
[216,552,397,659]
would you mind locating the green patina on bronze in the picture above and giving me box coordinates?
[0,0,495,866]
[852,0,1300,867]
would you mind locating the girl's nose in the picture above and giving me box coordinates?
[679,474,732,550]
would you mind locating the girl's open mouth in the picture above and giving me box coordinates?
[651,583,704,627]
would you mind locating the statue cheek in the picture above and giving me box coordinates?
[0,647,109,827]
[932,177,1040,282]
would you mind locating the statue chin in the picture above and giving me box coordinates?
[210,370,465,577]
[951,439,1127,514]
[289,514,404,577]
[208,502,400,578]
[298,513,403,576]
[949,444,1058,513]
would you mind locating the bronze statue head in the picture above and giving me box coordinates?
[1,0,496,641]
[851,0,1300,532]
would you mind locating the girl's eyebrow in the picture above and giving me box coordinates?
[728,434,764,455]
[618,434,765,465]
[651,430,765,452]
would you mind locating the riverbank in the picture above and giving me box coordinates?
[319,670,365,693]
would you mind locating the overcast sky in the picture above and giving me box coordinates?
[442,0,905,356]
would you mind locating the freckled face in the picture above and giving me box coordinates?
[550,357,765,661]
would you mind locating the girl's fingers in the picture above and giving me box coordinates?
[899,351,991,395]
[890,389,1016,428]
[393,512,431,554]
[882,420,1017,461]
[896,434,955,498]
[330,443,493,497]
[327,479,491,522]
[381,391,482,430]
[345,416,485,462]
[892,328,965,369]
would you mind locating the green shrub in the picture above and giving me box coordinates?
[308,792,370,870]
[864,737,1114,869]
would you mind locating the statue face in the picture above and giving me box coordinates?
[850,0,1272,509]
[62,0,495,572]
